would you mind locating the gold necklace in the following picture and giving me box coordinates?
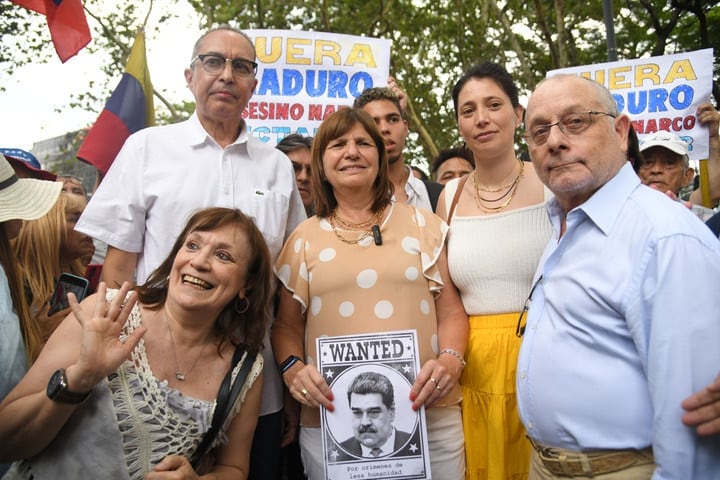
[330,207,384,245]
[331,228,372,244]
[332,209,383,230]
[473,172,518,193]
[472,160,524,213]
[164,310,210,381]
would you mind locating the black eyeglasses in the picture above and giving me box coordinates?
[191,54,258,78]
[515,275,543,337]
[523,111,616,146]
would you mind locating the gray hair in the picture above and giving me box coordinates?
[191,25,255,63]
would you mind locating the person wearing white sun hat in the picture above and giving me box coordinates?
[0,153,61,476]
[1,153,62,385]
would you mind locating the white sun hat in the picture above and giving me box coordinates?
[0,153,62,223]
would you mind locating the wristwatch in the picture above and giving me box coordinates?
[279,355,304,374]
[46,369,91,404]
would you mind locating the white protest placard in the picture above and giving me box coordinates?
[317,330,431,480]
[244,29,392,145]
[549,48,714,161]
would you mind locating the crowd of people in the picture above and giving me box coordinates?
[1,24,720,480]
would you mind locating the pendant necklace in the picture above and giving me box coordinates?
[164,309,209,381]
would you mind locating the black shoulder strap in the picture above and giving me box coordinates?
[422,179,444,212]
[192,344,254,469]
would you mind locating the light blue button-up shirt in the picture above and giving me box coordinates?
[517,163,720,479]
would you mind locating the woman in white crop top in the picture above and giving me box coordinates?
[436,62,552,480]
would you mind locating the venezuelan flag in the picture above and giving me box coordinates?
[77,31,155,176]
[9,0,91,62]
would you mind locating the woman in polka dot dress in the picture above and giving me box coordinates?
[272,107,468,480]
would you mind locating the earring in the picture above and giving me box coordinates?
[234,296,249,314]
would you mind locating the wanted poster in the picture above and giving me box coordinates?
[317,329,431,480]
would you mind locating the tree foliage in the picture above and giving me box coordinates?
[2,0,718,168]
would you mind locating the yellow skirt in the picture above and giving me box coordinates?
[461,313,530,480]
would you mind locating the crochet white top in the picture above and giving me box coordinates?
[6,290,263,480]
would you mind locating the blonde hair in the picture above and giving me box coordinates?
[1,228,40,365]
[13,194,88,360]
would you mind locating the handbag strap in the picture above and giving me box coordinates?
[447,175,469,223]
[191,343,254,469]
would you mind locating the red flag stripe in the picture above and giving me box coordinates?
[76,31,154,176]
[9,0,91,63]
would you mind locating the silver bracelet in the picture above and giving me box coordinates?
[439,348,467,368]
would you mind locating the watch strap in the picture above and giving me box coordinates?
[54,387,91,404]
[48,369,91,404]
[279,355,303,374]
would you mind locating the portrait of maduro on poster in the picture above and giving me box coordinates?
[318,330,431,480]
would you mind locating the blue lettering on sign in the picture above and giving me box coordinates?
[612,85,694,115]
[258,69,281,95]
[248,126,321,144]
[648,89,669,113]
[306,71,327,97]
[251,126,271,141]
[349,72,373,97]
[256,68,375,98]
[283,70,303,95]
[668,85,693,110]
[612,93,624,112]
[327,71,349,98]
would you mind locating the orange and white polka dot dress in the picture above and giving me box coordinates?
[274,202,460,426]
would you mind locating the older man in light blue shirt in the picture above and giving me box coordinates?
[518,74,720,479]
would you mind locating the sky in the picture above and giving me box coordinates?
[0,2,201,156]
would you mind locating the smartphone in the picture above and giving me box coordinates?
[48,273,89,316]
[84,263,103,294]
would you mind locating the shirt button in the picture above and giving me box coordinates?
[527,422,534,429]
[519,371,527,379]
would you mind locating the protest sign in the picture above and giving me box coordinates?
[244,29,392,145]
[549,48,713,161]
[317,330,431,480]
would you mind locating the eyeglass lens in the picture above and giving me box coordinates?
[197,54,256,77]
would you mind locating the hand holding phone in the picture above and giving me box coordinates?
[48,273,90,316]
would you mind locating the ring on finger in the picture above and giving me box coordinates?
[430,377,438,385]
[301,388,308,397]
[435,385,442,391]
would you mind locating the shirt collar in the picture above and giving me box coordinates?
[187,111,249,148]
[547,162,640,236]
[360,429,397,457]
[403,165,424,197]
